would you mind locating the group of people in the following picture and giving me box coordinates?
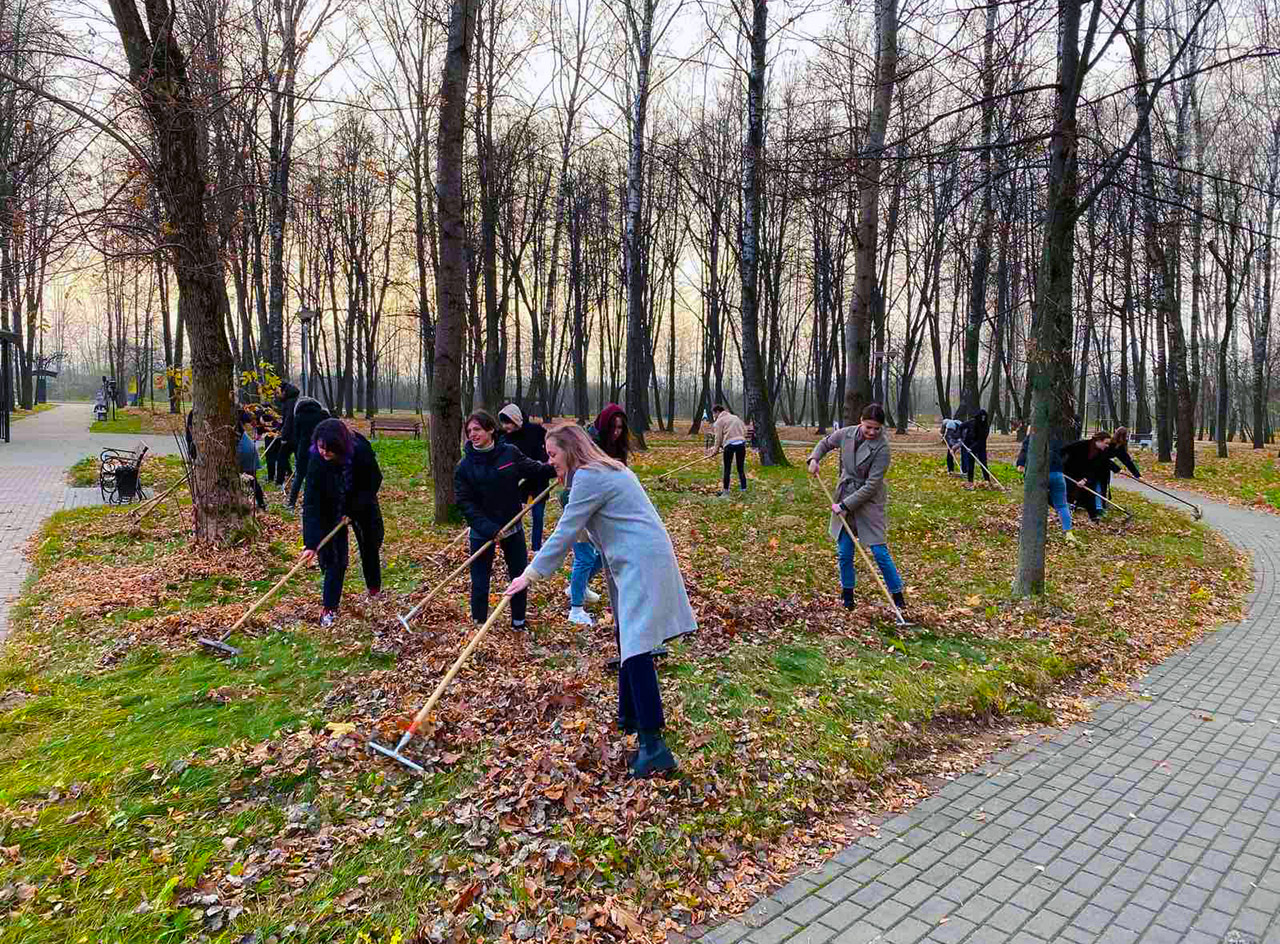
[1014,426,1142,542]
[271,389,906,780]
[940,408,994,487]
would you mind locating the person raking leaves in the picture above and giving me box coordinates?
[455,410,556,631]
[504,424,695,779]
[706,403,749,495]
[299,418,385,627]
[807,403,907,613]
[497,403,550,551]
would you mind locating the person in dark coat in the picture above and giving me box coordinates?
[498,403,550,551]
[455,410,555,629]
[589,403,630,466]
[286,396,331,509]
[1095,427,1141,515]
[1016,427,1077,543]
[1060,431,1113,522]
[275,383,300,486]
[959,408,992,487]
[299,418,384,627]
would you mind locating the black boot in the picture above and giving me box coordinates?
[842,588,854,610]
[892,591,906,611]
[629,729,677,779]
[618,713,637,734]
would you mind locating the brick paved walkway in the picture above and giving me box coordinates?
[0,403,179,640]
[712,484,1280,944]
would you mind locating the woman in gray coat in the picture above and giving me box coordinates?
[807,403,907,612]
[505,424,695,779]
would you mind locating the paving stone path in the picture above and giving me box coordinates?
[0,403,179,640]
[711,483,1280,944]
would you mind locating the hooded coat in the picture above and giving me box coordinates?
[498,404,549,499]
[808,425,891,546]
[279,383,301,445]
[590,403,628,464]
[302,432,382,549]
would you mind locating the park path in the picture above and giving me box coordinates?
[0,403,180,641]
[712,482,1280,944]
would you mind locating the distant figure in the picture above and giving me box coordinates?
[941,416,963,474]
[706,403,749,495]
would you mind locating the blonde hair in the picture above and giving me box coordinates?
[547,423,627,474]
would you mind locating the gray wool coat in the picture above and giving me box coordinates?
[809,427,891,546]
[524,464,696,663]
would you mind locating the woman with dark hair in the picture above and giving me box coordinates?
[1096,427,1141,516]
[455,410,556,629]
[299,418,384,627]
[504,424,695,778]
[590,403,630,465]
[285,395,331,509]
[807,403,907,612]
[1060,430,1113,522]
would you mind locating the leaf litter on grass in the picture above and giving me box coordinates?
[0,443,1249,943]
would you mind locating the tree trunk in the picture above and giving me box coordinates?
[430,0,479,522]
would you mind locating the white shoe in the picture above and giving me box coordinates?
[565,586,601,604]
[568,606,595,626]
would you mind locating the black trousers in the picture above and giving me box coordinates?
[288,443,310,506]
[469,530,527,624]
[722,442,747,490]
[319,503,385,610]
[265,437,291,485]
[965,444,990,483]
[946,447,957,473]
[618,653,664,731]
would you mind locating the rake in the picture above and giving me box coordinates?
[653,452,715,481]
[1071,480,1134,526]
[812,473,914,628]
[198,517,348,656]
[429,525,472,563]
[370,593,513,774]
[394,482,556,632]
[907,418,1007,493]
[1118,472,1202,520]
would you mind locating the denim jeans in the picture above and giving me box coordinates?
[569,541,602,607]
[527,496,547,547]
[836,532,903,593]
[1048,470,1073,532]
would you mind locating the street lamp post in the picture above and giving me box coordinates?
[298,308,317,397]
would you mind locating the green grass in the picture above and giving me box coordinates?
[0,435,1244,942]
[1147,448,1280,511]
[10,403,55,421]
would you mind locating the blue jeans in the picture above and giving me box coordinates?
[569,541,602,606]
[836,532,903,593]
[1048,470,1073,531]
[530,496,547,551]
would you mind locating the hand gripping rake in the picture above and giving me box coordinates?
[370,593,513,774]
[198,517,348,656]
[394,482,556,632]
[812,473,914,628]
[1118,472,1202,520]
[1072,480,1134,526]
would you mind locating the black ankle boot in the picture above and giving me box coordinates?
[629,730,677,779]
[892,591,906,610]
[618,714,637,734]
[842,588,854,609]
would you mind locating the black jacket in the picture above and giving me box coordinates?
[279,383,301,445]
[1017,435,1066,474]
[961,410,990,449]
[1101,443,1140,478]
[499,423,548,498]
[454,441,554,540]
[302,432,382,549]
[1060,439,1111,483]
[290,398,330,456]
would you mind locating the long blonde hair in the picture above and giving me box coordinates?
[547,423,627,474]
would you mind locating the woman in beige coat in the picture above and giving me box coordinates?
[807,403,907,611]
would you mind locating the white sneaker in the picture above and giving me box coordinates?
[565,586,601,604]
[568,606,595,626]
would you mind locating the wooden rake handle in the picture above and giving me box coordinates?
[128,470,191,520]
[655,452,715,480]
[1072,480,1131,517]
[405,592,512,736]
[812,472,903,616]
[227,516,348,636]
[401,481,557,624]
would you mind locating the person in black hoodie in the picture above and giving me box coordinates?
[286,396,331,509]
[455,410,555,629]
[1095,427,1141,516]
[1060,431,1113,522]
[497,403,549,551]
[960,408,992,487]
[274,383,300,486]
[299,418,384,627]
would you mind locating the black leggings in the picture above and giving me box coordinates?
[319,503,385,610]
[618,652,664,731]
[964,444,990,483]
[722,442,747,490]
[469,530,527,624]
[265,437,291,485]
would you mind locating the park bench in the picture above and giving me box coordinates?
[1134,430,1154,450]
[370,415,422,439]
[100,443,149,505]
